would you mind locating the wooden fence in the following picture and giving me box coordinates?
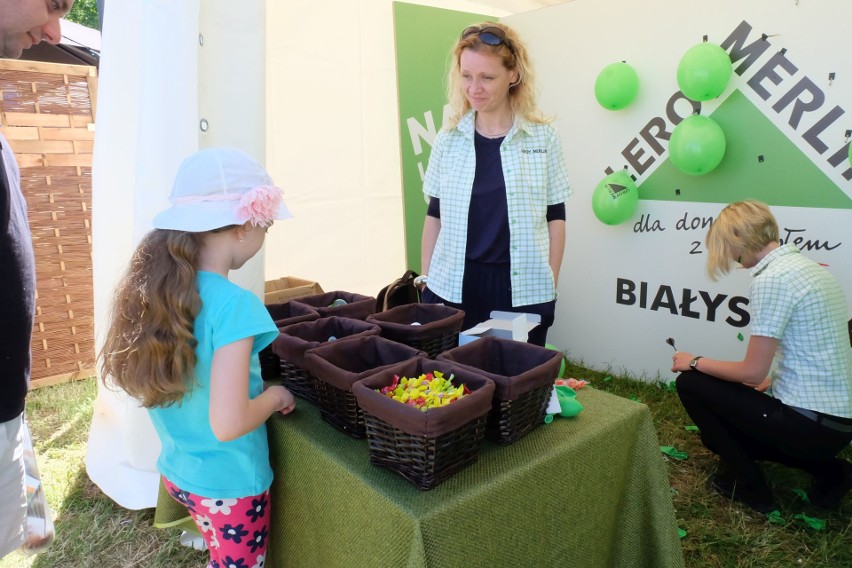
[0,59,97,389]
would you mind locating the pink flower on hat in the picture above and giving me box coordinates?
[236,185,283,227]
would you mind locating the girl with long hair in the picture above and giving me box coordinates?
[101,147,295,567]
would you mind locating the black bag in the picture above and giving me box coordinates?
[376,270,421,312]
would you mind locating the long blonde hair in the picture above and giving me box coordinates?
[445,21,549,129]
[99,229,206,407]
[705,200,779,281]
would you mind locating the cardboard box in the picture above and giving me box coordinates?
[458,311,541,346]
[264,277,324,305]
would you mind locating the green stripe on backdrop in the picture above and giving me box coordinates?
[393,2,494,272]
[640,90,852,208]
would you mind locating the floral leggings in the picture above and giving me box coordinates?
[163,477,270,568]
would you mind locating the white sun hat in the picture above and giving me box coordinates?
[153,147,292,232]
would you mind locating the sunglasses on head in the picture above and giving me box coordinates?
[460,26,516,55]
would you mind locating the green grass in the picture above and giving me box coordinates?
[2,368,850,568]
[564,360,852,568]
[1,379,204,568]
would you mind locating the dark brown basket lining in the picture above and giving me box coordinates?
[265,301,319,324]
[367,304,464,358]
[488,382,552,445]
[362,412,487,490]
[292,291,377,320]
[267,317,381,382]
[258,306,319,381]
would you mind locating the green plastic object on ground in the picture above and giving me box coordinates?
[659,446,688,460]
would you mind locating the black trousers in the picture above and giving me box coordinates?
[422,260,556,347]
[676,370,852,490]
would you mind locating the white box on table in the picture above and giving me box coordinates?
[458,311,541,346]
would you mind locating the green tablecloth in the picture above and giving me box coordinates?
[155,388,684,567]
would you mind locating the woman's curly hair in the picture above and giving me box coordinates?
[445,21,550,128]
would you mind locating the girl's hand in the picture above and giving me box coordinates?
[671,351,696,373]
[270,385,296,415]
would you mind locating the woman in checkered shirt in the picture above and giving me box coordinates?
[419,22,572,346]
[671,200,852,513]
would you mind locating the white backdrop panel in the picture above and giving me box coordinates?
[506,0,852,380]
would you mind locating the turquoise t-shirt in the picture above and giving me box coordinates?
[148,271,279,498]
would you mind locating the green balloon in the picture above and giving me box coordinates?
[545,343,567,378]
[591,170,639,225]
[594,62,639,110]
[677,42,732,101]
[668,115,726,175]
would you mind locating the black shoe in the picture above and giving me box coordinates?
[709,473,777,514]
[810,460,852,510]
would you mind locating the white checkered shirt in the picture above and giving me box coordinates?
[750,243,852,418]
[423,110,572,306]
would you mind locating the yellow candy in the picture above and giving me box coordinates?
[375,371,468,410]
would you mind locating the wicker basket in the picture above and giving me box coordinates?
[437,336,562,445]
[304,335,425,438]
[291,290,376,320]
[366,303,465,358]
[258,302,320,380]
[271,317,380,403]
[353,358,494,490]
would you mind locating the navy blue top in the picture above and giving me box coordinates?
[467,132,510,263]
[0,138,36,422]
[426,131,565,264]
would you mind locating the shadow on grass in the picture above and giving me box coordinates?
[20,377,206,568]
[33,465,205,568]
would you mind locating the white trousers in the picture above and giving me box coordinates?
[0,413,26,559]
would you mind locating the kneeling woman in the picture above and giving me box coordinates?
[671,200,852,513]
